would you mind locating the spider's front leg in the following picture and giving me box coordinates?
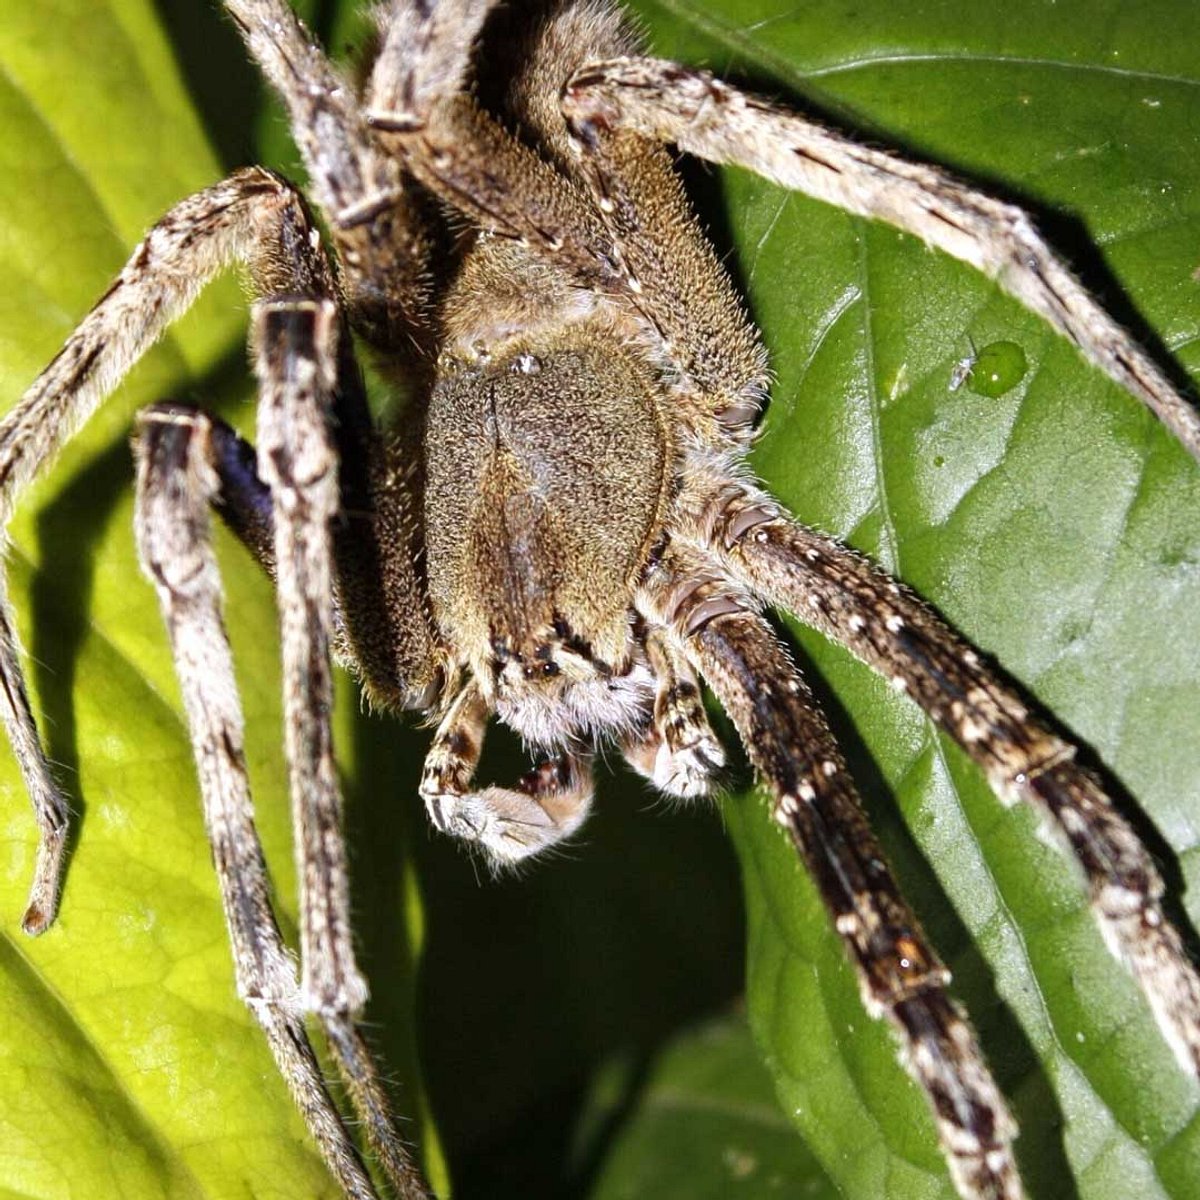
[251,297,430,1199]
[637,550,1021,1200]
[134,404,380,1200]
[420,679,594,864]
[561,57,1200,461]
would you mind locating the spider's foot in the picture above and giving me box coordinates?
[422,756,594,863]
[20,786,70,936]
[656,733,725,798]
[622,722,725,800]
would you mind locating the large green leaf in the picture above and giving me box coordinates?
[2,2,1199,1199]
[624,2,1200,1198]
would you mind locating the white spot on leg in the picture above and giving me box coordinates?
[774,793,800,826]
[960,718,988,743]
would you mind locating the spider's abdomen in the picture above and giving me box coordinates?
[424,331,671,705]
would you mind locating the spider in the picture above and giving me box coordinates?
[7,2,1200,1200]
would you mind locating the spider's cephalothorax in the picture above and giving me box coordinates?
[4,3,1200,1199]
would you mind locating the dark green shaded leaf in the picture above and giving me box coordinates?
[579,1013,838,1199]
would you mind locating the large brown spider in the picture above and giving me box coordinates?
[7,2,1200,1200]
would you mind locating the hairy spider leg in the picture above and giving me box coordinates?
[134,403,381,1200]
[561,56,1200,461]
[690,479,1200,1078]
[0,158,430,1196]
[0,168,305,933]
[638,548,1022,1200]
[620,628,726,799]
[223,0,438,357]
[252,298,429,1199]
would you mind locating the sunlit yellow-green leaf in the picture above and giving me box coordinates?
[0,3,427,1197]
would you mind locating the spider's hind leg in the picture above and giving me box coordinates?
[223,0,438,355]
[698,482,1200,1079]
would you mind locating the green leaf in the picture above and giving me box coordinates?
[625,1,1200,1197]
[2,2,1200,1200]
[577,1013,839,1199]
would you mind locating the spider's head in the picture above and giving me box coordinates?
[486,618,655,748]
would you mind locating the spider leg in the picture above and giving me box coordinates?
[692,479,1200,1078]
[2,162,429,1191]
[363,1,629,295]
[200,408,277,574]
[561,57,1200,460]
[0,168,322,933]
[132,406,381,1200]
[637,549,1021,1200]
[253,298,429,1199]
[367,0,496,121]
[622,628,725,799]
[420,678,595,863]
[146,387,440,717]
[222,0,436,353]
[133,386,433,1197]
